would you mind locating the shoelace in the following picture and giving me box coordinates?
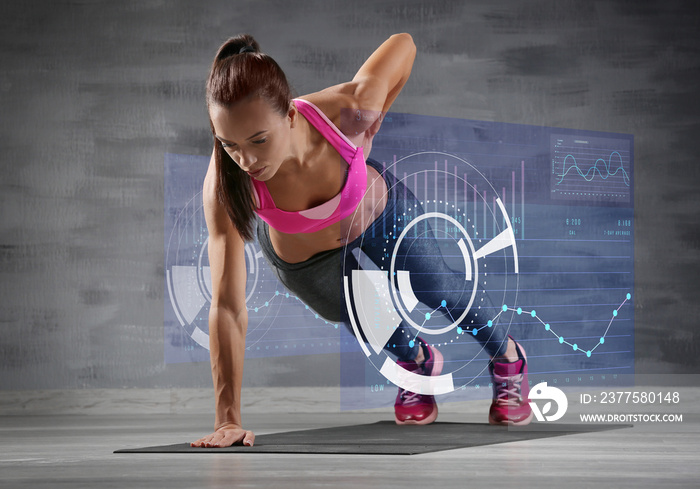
[398,389,423,406]
[397,361,429,406]
[493,373,524,407]
[396,355,434,406]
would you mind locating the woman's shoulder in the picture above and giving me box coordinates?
[297,83,383,144]
[296,83,360,125]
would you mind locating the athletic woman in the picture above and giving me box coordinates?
[191,33,532,448]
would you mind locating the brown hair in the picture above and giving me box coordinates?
[206,34,293,241]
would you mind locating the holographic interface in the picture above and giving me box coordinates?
[164,113,633,409]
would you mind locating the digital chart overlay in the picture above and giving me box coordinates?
[551,133,632,204]
[164,115,633,402]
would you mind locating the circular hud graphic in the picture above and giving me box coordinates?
[343,152,520,394]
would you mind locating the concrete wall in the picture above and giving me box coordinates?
[1,0,698,392]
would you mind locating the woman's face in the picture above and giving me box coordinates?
[210,96,294,181]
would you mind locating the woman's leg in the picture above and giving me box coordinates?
[348,160,509,359]
[352,160,531,425]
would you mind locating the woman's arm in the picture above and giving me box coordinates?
[303,33,416,152]
[191,152,255,448]
[351,32,416,113]
[304,33,416,117]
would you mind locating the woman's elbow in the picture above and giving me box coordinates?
[393,32,414,44]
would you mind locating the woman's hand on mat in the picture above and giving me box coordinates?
[191,425,255,448]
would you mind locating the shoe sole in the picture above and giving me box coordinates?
[488,340,534,426]
[396,404,438,425]
[488,410,534,426]
[395,345,444,425]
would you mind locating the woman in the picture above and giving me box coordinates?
[191,33,532,448]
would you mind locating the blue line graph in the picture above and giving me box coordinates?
[402,291,632,361]
[499,293,631,357]
[551,133,632,204]
[446,292,632,358]
[557,152,630,187]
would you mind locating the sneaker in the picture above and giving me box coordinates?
[488,337,534,426]
[394,342,443,425]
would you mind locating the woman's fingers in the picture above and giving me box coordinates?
[242,430,255,447]
[219,429,255,447]
[190,435,209,447]
[190,431,223,447]
[204,431,226,447]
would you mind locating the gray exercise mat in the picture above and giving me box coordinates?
[114,421,631,455]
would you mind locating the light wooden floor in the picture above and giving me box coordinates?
[1,406,698,489]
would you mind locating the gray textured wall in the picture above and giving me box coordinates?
[1,0,698,391]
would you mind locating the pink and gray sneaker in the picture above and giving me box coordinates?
[394,342,443,425]
[488,337,534,426]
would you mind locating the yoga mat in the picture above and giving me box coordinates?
[115,421,631,455]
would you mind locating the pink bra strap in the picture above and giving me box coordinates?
[293,99,358,163]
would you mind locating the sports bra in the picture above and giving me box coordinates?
[251,98,367,234]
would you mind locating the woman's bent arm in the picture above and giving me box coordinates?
[304,33,416,152]
[191,152,254,448]
[352,32,416,113]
